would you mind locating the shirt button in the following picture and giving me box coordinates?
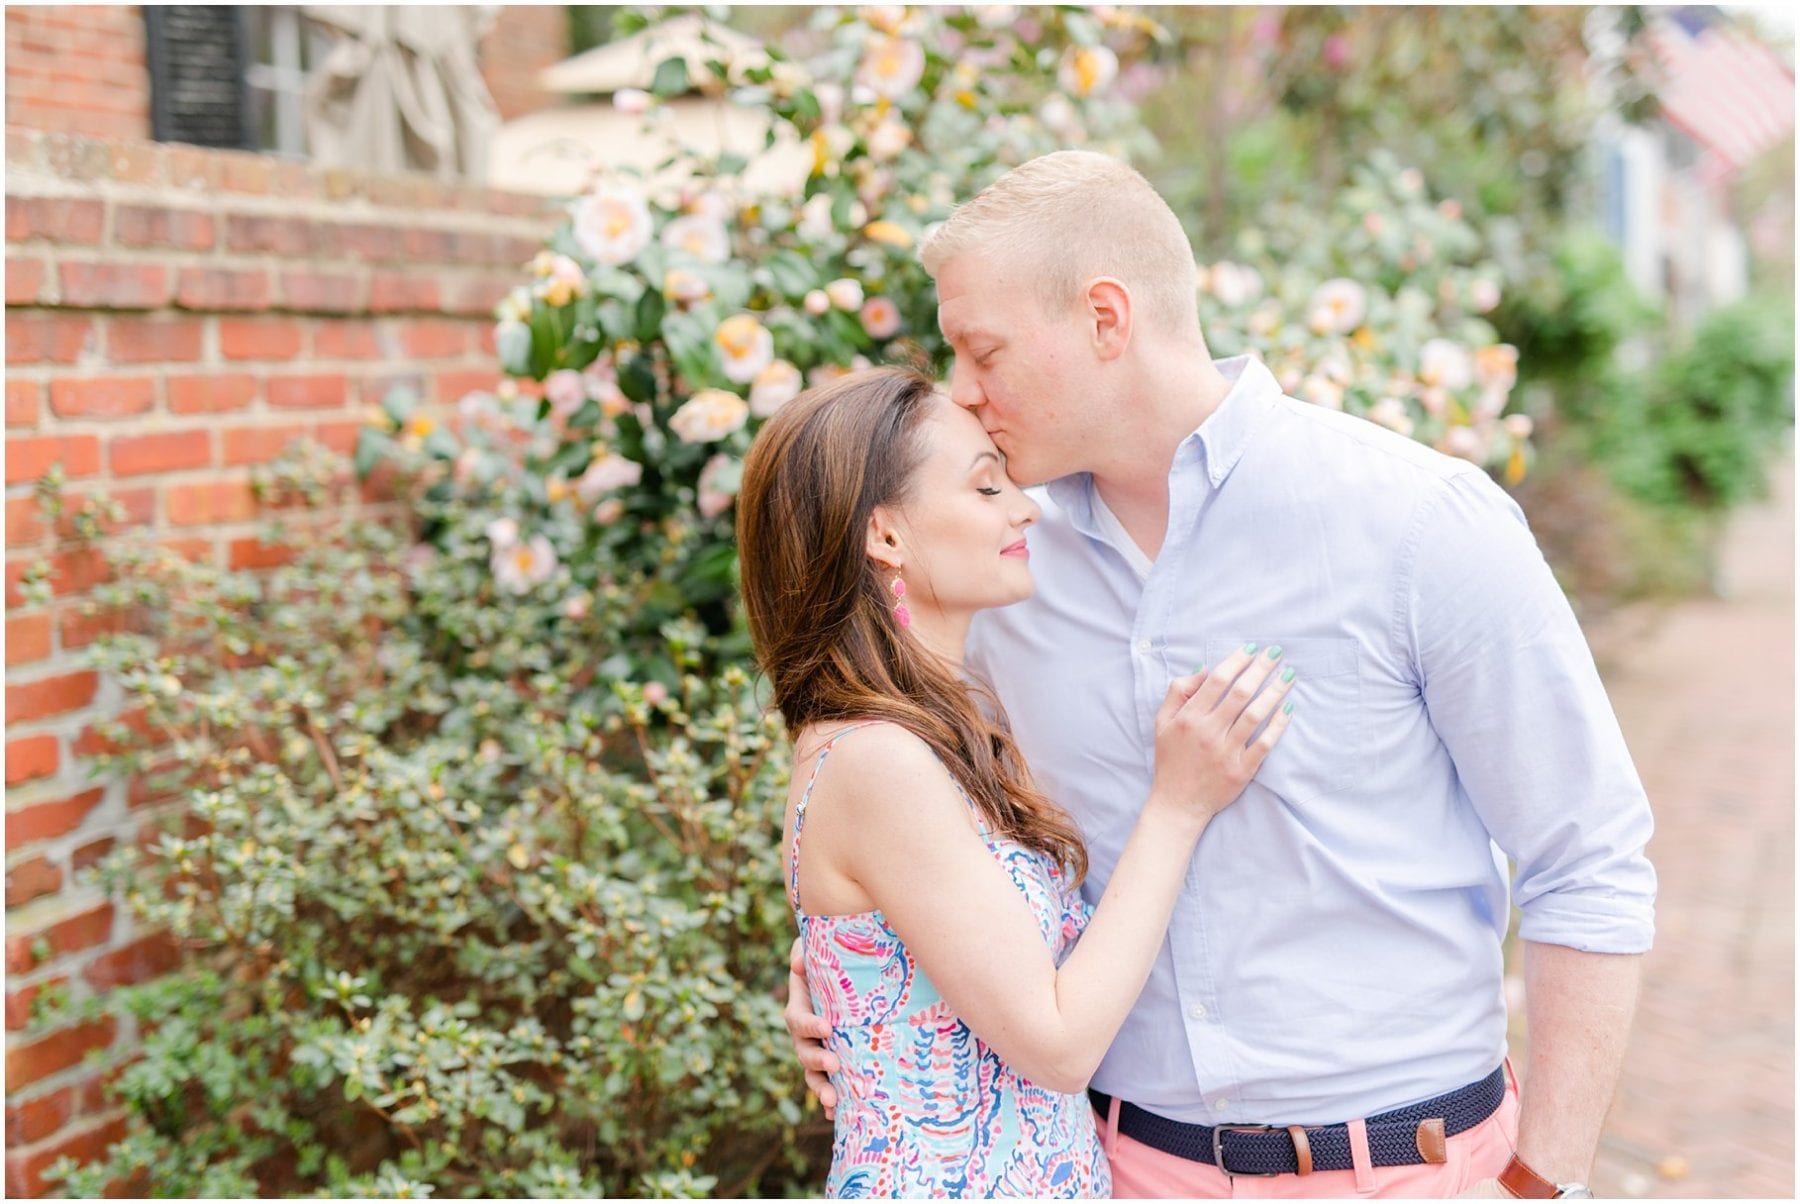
[1135,639,1152,655]
[1188,1005,1207,1021]
[1214,1097,1232,1111]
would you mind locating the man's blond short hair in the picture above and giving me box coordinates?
[920,150,1199,337]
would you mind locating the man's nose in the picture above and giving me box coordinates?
[947,359,983,411]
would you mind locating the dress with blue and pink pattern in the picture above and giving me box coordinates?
[788,725,1111,1199]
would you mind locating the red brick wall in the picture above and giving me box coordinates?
[5,5,568,143]
[3,125,558,1196]
[4,6,151,142]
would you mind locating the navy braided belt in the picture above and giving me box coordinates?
[1088,1066,1507,1177]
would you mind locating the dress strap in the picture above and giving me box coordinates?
[788,722,882,916]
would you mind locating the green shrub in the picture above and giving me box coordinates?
[1600,296,1795,510]
[40,447,807,1198]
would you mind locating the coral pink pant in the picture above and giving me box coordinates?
[1096,1071,1521,1199]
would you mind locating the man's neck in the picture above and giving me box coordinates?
[1089,350,1233,561]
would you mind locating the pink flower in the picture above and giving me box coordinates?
[576,454,644,504]
[858,36,925,99]
[861,296,902,339]
[545,369,586,419]
[697,454,741,519]
[643,681,670,706]
[1322,34,1351,70]
[492,533,558,594]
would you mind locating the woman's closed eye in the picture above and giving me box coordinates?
[977,486,1003,497]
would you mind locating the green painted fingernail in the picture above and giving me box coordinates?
[1242,641,1259,654]
[1281,666,1296,682]
[1267,644,1283,660]
[1283,700,1295,714]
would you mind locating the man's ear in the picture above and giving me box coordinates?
[865,505,905,570]
[1086,277,1133,362]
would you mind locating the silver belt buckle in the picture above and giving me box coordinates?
[1210,1123,1281,1178]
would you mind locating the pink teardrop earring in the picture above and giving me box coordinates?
[890,570,911,629]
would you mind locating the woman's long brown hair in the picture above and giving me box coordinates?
[736,366,1087,883]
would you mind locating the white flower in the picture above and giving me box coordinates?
[858,36,925,99]
[573,181,653,267]
[1057,44,1118,98]
[1419,339,1475,391]
[670,389,750,443]
[545,370,587,419]
[1247,301,1283,338]
[798,194,837,243]
[575,454,644,504]
[804,289,831,316]
[825,278,864,311]
[867,119,913,162]
[972,5,1020,28]
[1038,93,1080,137]
[485,517,519,547]
[459,391,501,428]
[1307,278,1368,335]
[814,81,845,125]
[1298,375,1345,410]
[1206,261,1264,308]
[770,61,810,98]
[538,254,587,307]
[1473,343,1519,392]
[697,454,740,519]
[661,213,730,264]
[1442,425,1484,461]
[613,88,652,115]
[1504,413,1534,439]
[1367,397,1414,436]
[561,593,591,621]
[714,314,775,384]
[861,296,902,339]
[493,534,558,594]
[663,269,711,305]
[593,498,626,524]
[750,360,803,417]
[1471,278,1502,313]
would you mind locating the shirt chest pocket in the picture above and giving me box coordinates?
[1201,636,1364,806]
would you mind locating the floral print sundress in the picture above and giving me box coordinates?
[788,724,1111,1199]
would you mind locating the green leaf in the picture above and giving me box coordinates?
[380,384,418,428]
[650,56,689,100]
[635,288,667,343]
[764,251,817,298]
[352,428,389,479]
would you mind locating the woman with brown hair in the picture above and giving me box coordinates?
[736,366,1296,1198]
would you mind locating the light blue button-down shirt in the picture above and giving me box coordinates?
[966,355,1656,1126]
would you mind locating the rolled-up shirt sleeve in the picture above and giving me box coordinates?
[1401,469,1657,954]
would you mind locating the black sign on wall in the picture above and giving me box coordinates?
[144,6,252,149]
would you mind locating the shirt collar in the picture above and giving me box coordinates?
[1189,353,1282,488]
[1043,354,1283,523]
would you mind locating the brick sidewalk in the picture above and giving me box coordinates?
[1585,461,1795,1198]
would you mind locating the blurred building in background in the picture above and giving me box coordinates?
[1596,4,1794,331]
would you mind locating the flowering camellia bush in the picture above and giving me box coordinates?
[354,5,1169,670]
[1195,152,1535,483]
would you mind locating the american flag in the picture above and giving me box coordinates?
[1646,5,1795,185]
